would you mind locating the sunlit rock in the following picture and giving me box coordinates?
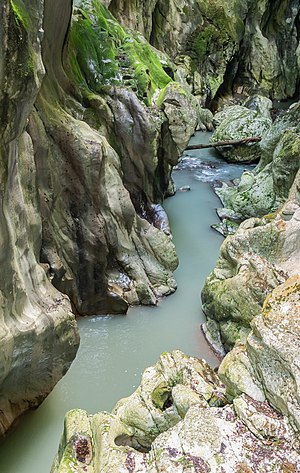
[216,102,300,220]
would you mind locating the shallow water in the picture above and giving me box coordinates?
[0,132,247,472]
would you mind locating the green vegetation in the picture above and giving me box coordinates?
[9,0,31,30]
[194,24,220,63]
[66,0,173,105]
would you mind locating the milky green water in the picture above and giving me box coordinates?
[0,132,249,473]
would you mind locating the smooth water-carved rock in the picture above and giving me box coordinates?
[156,82,198,153]
[52,350,227,471]
[211,105,272,163]
[52,349,300,472]
[216,102,300,221]
[31,0,200,314]
[204,104,300,352]
[202,207,300,351]
[0,0,79,437]
[220,276,300,431]
[0,0,202,437]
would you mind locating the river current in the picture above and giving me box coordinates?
[0,132,250,472]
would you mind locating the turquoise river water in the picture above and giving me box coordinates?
[0,132,250,472]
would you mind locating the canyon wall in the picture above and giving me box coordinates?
[106,0,300,105]
[0,0,79,437]
[1,0,299,447]
[0,0,199,435]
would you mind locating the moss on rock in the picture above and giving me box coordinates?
[66,0,172,105]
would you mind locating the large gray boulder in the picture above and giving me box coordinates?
[211,105,272,163]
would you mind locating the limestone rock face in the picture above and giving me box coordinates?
[0,0,201,437]
[211,105,272,163]
[156,82,199,154]
[220,277,300,431]
[52,351,300,472]
[106,0,300,104]
[31,0,200,314]
[247,276,300,430]
[202,207,300,351]
[0,0,79,436]
[216,102,300,221]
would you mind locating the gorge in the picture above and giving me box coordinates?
[0,0,299,472]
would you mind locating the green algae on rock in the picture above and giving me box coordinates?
[67,1,173,105]
[202,207,300,352]
[216,102,300,223]
[219,276,300,431]
[105,0,300,106]
[211,105,272,163]
[52,348,300,472]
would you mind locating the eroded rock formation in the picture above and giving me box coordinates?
[219,276,300,431]
[51,281,300,472]
[0,0,200,437]
[1,0,300,460]
[216,101,300,220]
[0,0,79,436]
[106,0,300,105]
[202,99,300,352]
[210,104,272,163]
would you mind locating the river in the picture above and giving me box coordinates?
[0,132,250,472]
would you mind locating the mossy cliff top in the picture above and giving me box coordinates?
[66,0,173,105]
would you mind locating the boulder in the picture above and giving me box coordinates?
[211,105,272,163]
[52,350,300,472]
[216,103,300,222]
[243,95,272,119]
